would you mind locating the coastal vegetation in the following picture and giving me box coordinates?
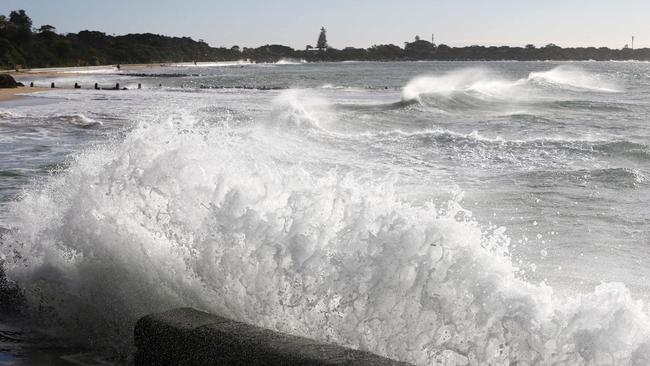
[1,9,650,69]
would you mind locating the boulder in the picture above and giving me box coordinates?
[134,308,413,366]
[0,264,24,316]
[0,74,18,88]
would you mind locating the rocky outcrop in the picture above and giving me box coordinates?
[0,264,24,316]
[0,74,17,88]
[134,308,412,366]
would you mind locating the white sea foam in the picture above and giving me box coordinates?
[0,110,22,118]
[320,84,360,90]
[402,66,620,104]
[57,113,102,127]
[361,127,622,145]
[275,58,307,65]
[3,111,650,364]
[169,60,253,67]
[16,66,117,74]
[62,68,119,74]
[528,66,621,92]
[401,68,523,102]
[268,90,330,130]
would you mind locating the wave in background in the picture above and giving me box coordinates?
[275,58,308,65]
[52,114,103,128]
[401,66,621,113]
[528,66,621,92]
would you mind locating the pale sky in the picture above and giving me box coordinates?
[2,0,648,49]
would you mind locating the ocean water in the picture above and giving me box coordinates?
[1,61,650,365]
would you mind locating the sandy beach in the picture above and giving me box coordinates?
[0,64,137,100]
[0,87,53,102]
[2,61,238,79]
[3,67,117,79]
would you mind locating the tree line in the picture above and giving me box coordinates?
[2,9,649,69]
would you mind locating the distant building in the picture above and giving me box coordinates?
[405,35,436,53]
[405,35,436,51]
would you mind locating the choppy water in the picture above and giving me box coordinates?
[1,61,650,365]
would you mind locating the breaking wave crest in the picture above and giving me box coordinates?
[275,58,308,65]
[402,68,522,102]
[0,110,22,119]
[2,114,650,365]
[53,113,103,127]
[401,66,621,112]
[528,66,621,92]
[267,90,330,130]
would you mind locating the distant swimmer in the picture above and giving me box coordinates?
[116,64,121,70]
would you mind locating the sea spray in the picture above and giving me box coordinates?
[401,68,519,102]
[2,111,650,365]
[269,89,332,130]
[400,66,620,114]
[528,65,621,92]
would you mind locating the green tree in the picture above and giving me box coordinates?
[8,10,31,29]
[6,9,31,44]
[405,39,435,59]
[38,25,56,33]
[317,27,327,50]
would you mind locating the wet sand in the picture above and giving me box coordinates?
[3,62,219,78]
[0,87,53,102]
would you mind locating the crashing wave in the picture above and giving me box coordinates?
[169,60,253,67]
[528,66,621,92]
[2,114,650,364]
[0,110,22,119]
[267,90,330,130]
[53,113,103,127]
[401,66,621,113]
[275,58,308,65]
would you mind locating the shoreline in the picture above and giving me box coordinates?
[2,58,649,79]
[0,87,54,102]
[2,62,249,78]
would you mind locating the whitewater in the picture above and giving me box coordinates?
[1,61,650,365]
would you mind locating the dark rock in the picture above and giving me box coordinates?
[134,308,412,366]
[16,82,24,87]
[0,264,25,317]
[0,229,25,318]
[0,74,18,88]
